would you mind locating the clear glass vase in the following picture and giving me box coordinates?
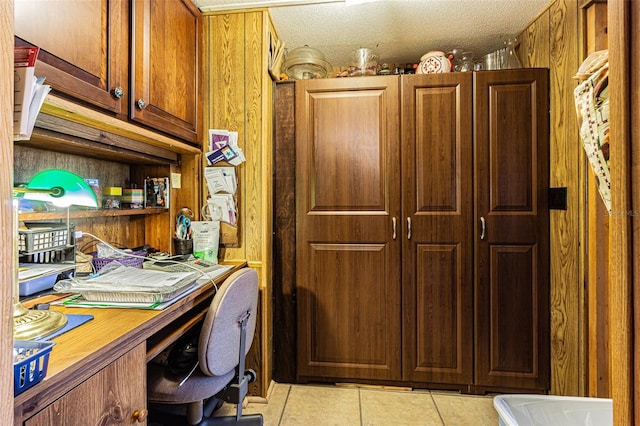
[502,38,522,69]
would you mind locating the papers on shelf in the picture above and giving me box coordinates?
[205,129,245,166]
[18,263,74,282]
[14,46,51,141]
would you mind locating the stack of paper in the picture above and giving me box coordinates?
[205,129,245,166]
[14,47,51,141]
[203,167,237,225]
[204,167,237,195]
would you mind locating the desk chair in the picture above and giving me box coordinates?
[147,268,263,425]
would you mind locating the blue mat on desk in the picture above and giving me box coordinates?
[35,314,94,341]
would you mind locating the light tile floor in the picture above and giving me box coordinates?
[215,383,499,425]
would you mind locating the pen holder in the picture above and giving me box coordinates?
[173,238,193,255]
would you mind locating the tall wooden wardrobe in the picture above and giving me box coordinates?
[275,68,550,394]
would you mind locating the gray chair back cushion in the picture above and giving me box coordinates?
[199,268,259,377]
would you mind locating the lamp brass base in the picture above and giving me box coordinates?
[13,303,67,340]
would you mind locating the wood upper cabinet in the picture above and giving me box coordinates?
[24,344,147,426]
[130,0,202,145]
[473,69,550,392]
[400,73,474,386]
[14,0,129,115]
[296,76,402,382]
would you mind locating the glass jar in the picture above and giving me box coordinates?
[460,52,474,72]
[502,38,522,69]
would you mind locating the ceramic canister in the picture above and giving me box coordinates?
[417,51,452,74]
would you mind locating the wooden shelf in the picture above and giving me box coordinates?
[19,207,167,221]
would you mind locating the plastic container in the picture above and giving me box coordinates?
[102,186,122,209]
[14,340,55,396]
[349,48,378,76]
[494,394,612,426]
[19,222,73,254]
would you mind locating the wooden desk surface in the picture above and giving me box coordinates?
[14,262,246,423]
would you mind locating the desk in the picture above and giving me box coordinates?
[13,262,246,425]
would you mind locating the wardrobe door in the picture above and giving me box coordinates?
[473,69,550,392]
[401,73,474,386]
[296,76,402,382]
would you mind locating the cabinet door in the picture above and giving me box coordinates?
[131,0,202,145]
[296,76,402,382]
[401,73,474,386]
[473,69,550,391]
[25,344,147,426]
[14,0,128,114]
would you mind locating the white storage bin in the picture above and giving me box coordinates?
[494,394,612,426]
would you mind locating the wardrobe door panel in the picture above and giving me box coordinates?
[401,73,474,385]
[474,69,550,391]
[296,76,402,381]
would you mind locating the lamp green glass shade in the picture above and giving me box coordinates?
[20,169,98,208]
[12,169,97,340]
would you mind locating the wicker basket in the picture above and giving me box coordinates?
[90,250,147,271]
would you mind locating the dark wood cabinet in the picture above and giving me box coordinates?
[14,0,129,115]
[130,0,202,145]
[295,76,403,382]
[400,73,475,387]
[290,69,549,392]
[473,69,550,392]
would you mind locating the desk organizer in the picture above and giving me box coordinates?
[19,223,73,253]
[14,340,55,396]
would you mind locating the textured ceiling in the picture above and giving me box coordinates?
[193,0,551,68]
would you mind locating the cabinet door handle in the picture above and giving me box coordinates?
[407,217,412,240]
[392,217,397,240]
[136,98,147,110]
[480,216,486,240]
[132,409,148,423]
[112,86,124,99]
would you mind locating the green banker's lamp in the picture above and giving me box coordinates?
[13,169,98,340]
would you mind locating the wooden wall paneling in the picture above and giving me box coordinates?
[260,12,277,396]
[608,0,634,423]
[273,81,296,383]
[204,10,274,397]
[207,13,246,261]
[631,4,640,423]
[519,8,551,69]
[1,1,14,423]
[244,12,263,263]
[546,0,583,396]
[243,11,264,398]
[582,0,609,398]
[520,0,585,397]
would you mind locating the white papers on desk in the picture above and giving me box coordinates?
[53,262,199,304]
[14,47,51,141]
[53,264,234,310]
